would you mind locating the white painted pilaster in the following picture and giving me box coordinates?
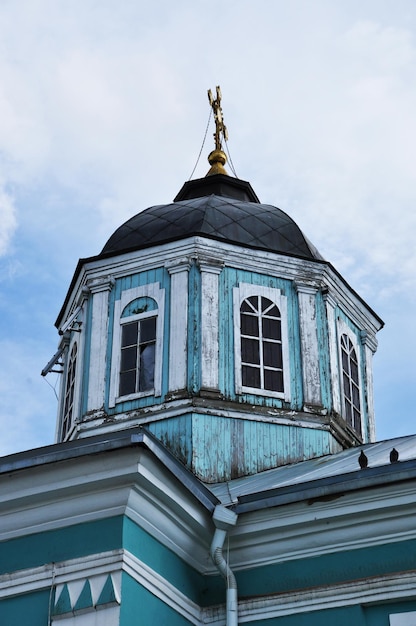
[296,282,321,408]
[198,257,223,391]
[361,330,378,442]
[323,291,341,416]
[166,258,191,392]
[86,276,114,413]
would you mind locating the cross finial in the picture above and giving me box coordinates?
[206,86,229,176]
[208,86,228,151]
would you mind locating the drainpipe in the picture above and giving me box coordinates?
[210,505,239,626]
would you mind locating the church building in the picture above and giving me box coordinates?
[1,88,416,625]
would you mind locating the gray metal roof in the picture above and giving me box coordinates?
[101,194,324,261]
[209,434,416,509]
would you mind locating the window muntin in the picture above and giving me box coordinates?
[62,343,77,439]
[234,283,290,401]
[240,296,284,393]
[341,333,362,436]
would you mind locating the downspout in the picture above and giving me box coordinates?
[210,505,239,626]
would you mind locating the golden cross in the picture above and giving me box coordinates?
[208,86,228,151]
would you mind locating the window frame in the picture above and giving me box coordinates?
[337,317,364,437]
[109,283,165,408]
[60,341,78,440]
[233,283,291,401]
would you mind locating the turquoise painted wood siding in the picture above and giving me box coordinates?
[218,267,303,410]
[105,266,171,414]
[149,412,341,482]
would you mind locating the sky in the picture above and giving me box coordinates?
[0,0,415,456]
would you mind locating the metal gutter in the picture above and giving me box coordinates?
[233,458,416,514]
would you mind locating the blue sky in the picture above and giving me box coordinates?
[0,0,415,455]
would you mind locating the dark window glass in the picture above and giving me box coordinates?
[62,344,77,439]
[262,317,281,340]
[119,370,136,397]
[119,315,157,397]
[140,317,156,343]
[263,342,282,368]
[120,345,137,371]
[264,369,283,392]
[122,321,138,347]
[351,358,359,383]
[241,314,259,337]
[239,295,284,395]
[241,299,255,313]
[242,365,260,388]
[241,338,260,364]
[341,333,362,436]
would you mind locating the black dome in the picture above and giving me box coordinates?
[101,175,324,261]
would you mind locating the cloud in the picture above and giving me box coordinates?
[0,339,57,456]
[0,187,17,256]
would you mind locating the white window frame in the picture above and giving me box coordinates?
[61,341,78,440]
[233,283,290,401]
[109,283,165,408]
[337,317,364,436]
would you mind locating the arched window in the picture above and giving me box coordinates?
[340,333,362,436]
[240,296,283,393]
[62,343,77,439]
[234,283,290,400]
[119,297,157,397]
[109,283,165,407]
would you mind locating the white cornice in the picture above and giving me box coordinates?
[1,442,416,577]
[60,235,381,336]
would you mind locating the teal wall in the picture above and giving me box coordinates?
[0,590,50,626]
[236,537,416,598]
[1,512,416,623]
[120,572,194,625]
[0,517,123,574]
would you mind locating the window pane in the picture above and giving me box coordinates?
[263,342,282,368]
[139,344,155,391]
[122,322,138,347]
[341,348,349,373]
[241,299,256,313]
[343,373,351,400]
[242,365,260,388]
[241,314,259,337]
[262,318,281,340]
[241,338,260,364]
[260,297,273,312]
[119,370,136,396]
[247,296,259,310]
[352,383,360,409]
[350,359,359,383]
[353,409,362,435]
[264,369,283,392]
[120,345,137,371]
[345,401,352,425]
[140,317,156,343]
